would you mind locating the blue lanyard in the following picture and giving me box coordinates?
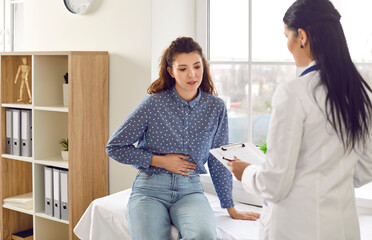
[300,65,317,77]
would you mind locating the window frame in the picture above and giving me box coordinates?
[197,0,372,205]
[197,0,296,143]
[1,0,24,52]
[197,0,372,143]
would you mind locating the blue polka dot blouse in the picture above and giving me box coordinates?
[106,87,234,208]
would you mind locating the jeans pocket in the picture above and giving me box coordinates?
[187,174,200,183]
[136,171,155,180]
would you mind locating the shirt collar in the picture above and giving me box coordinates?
[170,86,202,108]
[296,60,317,77]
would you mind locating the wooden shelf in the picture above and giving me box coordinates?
[1,154,33,163]
[1,103,32,109]
[34,155,69,169]
[35,212,69,225]
[3,204,33,216]
[0,51,109,240]
[34,106,68,113]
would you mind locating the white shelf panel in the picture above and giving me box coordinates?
[1,103,33,109]
[35,212,69,225]
[3,203,34,215]
[1,154,33,163]
[34,105,68,112]
[34,155,68,169]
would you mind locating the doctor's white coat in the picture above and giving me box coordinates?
[242,70,372,240]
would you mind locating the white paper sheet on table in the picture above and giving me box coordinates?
[210,142,265,171]
[74,188,372,240]
[73,189,261,240]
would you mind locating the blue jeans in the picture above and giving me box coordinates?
[126,171,217,240]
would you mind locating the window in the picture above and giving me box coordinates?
[204,0,372,145]
[1,0,24,51]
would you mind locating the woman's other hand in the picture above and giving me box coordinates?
[227,207,260,221]
[151,154,196,176]
[227,157,251,181]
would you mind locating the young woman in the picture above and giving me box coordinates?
[106,37,259,240]
[229,0,372,239]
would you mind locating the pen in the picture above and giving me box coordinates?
[223,156,235,162]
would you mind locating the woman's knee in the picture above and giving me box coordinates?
[182,225,217,240]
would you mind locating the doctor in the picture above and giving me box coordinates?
[228,0,372,239]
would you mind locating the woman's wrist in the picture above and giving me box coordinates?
[151,155,165,168]
[227,207,236,213]
[227,207,237,217]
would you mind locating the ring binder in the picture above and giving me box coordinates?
[12,109,21,156]
[21,110,32,157]
[221,143,246,151]
[60,169,69,221]
[53,168,61,219]
[5,108,13,155]
[44,166,54,216]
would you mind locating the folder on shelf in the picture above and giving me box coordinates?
[44,166,54,216]
[11,228,33,240]
[12,109,21,156]
[6,108,13,154]
[60,169,69,221]
[3,192,33,210]
[53,168,61,219]
[21,109,32,157]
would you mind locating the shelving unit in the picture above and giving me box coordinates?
[0,52,109,240]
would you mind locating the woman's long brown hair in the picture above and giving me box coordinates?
[147,37,217,96]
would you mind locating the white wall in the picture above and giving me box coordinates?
[23,0,196,194]
[151,0,196,81]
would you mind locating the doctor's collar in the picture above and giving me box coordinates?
[297,61,317,77]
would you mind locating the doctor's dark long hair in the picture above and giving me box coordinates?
[283,0,372,151]
[147,37,217,95]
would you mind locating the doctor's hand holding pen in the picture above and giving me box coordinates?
[227,157,251,181]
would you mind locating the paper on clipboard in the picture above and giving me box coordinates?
[210,142,265,172]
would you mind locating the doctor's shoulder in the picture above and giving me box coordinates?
[271,80,309,108]
[279,75,315,98]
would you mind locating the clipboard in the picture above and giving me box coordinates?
[210,142,265,171]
